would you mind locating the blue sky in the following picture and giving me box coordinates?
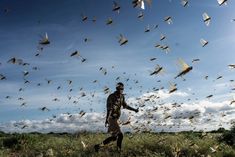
[0,0,235,132]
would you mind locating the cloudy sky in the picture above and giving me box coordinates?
[0,0,235,133]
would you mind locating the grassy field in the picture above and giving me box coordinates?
[0,131,235,157]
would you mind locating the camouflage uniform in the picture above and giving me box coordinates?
[94,88,137,152]
[106,91,127,135]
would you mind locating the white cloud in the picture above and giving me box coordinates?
[1,97,235,133]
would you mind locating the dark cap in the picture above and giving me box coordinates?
[116,82,124,90]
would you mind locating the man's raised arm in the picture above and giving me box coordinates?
[122,97,139,113]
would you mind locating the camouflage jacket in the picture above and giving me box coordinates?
[106,91,133,119]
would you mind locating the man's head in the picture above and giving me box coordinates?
[116,82,124,94]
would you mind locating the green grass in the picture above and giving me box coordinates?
[0,131,235,157]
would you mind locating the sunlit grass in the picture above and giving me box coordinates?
[0,131,235,157]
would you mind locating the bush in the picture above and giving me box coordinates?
[2,137,19,149]
[0,131,6,137]
[220,125,235,146]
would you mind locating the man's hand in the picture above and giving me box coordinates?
[105,119,109,127]
[135,108,139,113]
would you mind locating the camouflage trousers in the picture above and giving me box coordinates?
[107,117,121,136]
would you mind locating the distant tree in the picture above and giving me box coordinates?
[217,127,226,133]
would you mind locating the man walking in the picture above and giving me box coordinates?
[94,82,139,152]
